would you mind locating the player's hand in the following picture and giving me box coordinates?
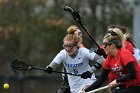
[109,79,121,88]
[80,90,86,93]
[94,48,107,58]
[44,66,53,74]
[81,71,92,79]
[94,48,104,55]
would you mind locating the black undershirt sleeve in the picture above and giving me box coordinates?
[84,68,110,92]
[116,61,136,83]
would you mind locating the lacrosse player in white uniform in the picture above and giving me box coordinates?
[45,34,104,93]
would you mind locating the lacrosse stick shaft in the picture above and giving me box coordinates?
[52,71,81,76]
[31,67,81,76]
[31,67,45,70]
[86,85,109,93]
[80,25,100,49]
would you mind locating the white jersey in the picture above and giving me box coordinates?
[52,48,96,93]
[133,48,140,64]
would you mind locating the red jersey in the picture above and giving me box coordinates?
[103,48,140,87]
[124,40,134,54]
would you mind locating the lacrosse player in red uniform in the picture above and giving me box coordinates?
[81,34,140,93]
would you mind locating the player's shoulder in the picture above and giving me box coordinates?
[79,47,95,54]
[59,49,67,54]
[122,48,131,53]
[59,49,65,52]
[79,47,89,52]
[120,48,132,56]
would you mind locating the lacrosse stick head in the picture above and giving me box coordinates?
[11,57,32,72]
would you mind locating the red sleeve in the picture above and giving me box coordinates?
[121,50,135,66]
[124,41,134,54]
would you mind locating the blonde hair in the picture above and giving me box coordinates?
[111,28,125,46]
[108,25,135,47]
[63,34,82,45]
[107,25,128,34]
[103,34,122,49]
[67,25,79,34]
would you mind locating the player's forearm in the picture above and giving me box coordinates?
[89,55,105,73]
[85,68,110,92]
[84,79,103,92]
[47,61,59,69]
[116,62,136,83]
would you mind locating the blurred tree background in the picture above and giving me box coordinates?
[0,0,134,93]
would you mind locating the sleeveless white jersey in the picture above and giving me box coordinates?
[53,48,96,93]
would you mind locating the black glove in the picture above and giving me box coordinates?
[94,48,104,55]
[94,48,107,58]
[81,71,92,79]
[44,66,53,74]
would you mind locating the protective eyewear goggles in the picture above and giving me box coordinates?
[102,42,112,48]
[63,43,76,49]
[107,30,118,36]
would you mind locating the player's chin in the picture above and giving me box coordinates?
[105,51,109,55]
[67,52,73,56]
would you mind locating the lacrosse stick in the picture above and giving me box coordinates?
[11,58,81,76]
[86,85,109,93]
[64,6,100,49]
